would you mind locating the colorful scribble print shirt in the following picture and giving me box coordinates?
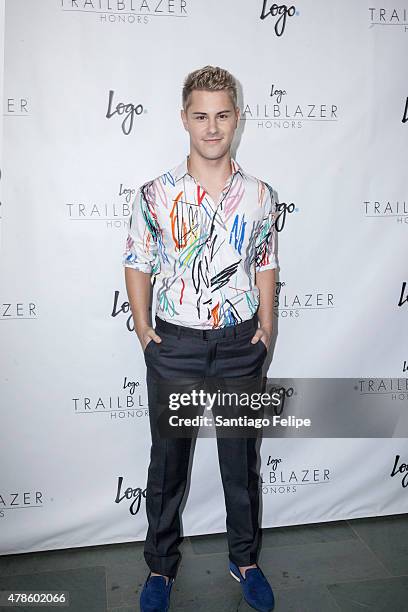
[122,155,278,329]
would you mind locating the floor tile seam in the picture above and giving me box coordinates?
[346,520,394,577]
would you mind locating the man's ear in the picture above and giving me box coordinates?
[235,106,240,127]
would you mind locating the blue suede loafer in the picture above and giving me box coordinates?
[140,572,175,612]
[229,561,275,612]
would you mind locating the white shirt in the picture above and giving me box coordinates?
[122,155,278,329]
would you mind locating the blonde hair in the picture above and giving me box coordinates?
[182,65,238,111]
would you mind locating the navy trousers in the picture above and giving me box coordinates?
[143,314,268,578]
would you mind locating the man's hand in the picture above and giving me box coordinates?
[137,325,162,351]
[251,326,272,350]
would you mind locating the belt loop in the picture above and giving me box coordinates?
[222,327,226,338]
[233,326,237,339]
[177,326,182,340]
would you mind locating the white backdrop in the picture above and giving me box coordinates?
[1,0,408,556]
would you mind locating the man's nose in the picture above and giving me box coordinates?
[208,117,218,133]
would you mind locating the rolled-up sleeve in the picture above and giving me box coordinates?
[255,182,278,272]
[122,184,159,274]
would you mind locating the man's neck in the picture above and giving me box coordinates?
[187,151,232,187]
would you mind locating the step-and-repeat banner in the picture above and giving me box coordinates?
[1,0,408,555]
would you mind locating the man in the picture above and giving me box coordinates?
[123,65,277,612]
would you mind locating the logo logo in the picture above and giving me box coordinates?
[115,476,147,514]
[390,454,408,488]
[66,183,132,226]
[0,490,44,518]
[112,290,150,331]
[274,282,335,317]
[357,379,408,401]
[1,302,38,320]
[4,98,29,115]
[403,97,408,123]
[241,83,339,130]
[60,0,188,24]
[72,377,148,420]
[363,199,408,224]
[398,282,408,308]
[261,456,331,494]
[106,90,145,135]
[369,7,408,31]
[259,2,297,37]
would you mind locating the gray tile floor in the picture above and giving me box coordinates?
[0,514,407,611]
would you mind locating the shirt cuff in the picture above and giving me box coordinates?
[255,260,278,272]
[123,260,152,273]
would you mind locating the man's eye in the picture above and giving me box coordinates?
[196,116,205,120]
[219,114,227,119]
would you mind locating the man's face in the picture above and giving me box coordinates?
[181,89,240,162]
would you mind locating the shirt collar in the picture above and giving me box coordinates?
[172,155,244,183]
